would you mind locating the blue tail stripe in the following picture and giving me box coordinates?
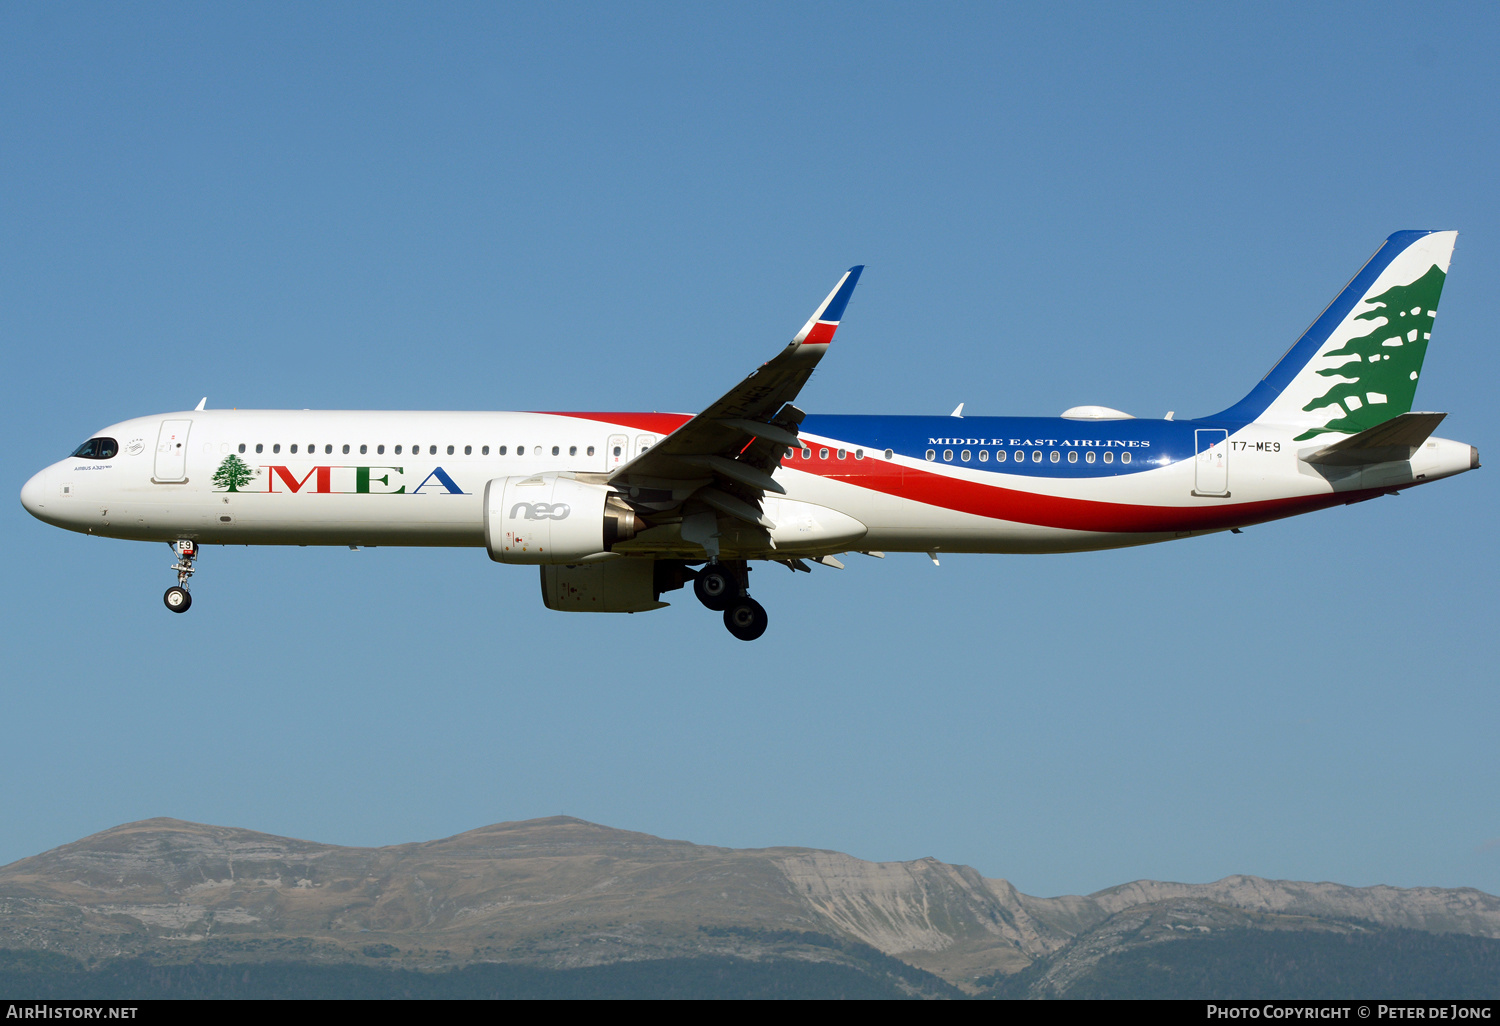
[1210,230,1437,425]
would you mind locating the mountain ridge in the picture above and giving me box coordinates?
[3,816,1496,990]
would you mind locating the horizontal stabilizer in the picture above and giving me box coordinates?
[1300,411,1447,466]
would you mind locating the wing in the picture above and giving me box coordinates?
[609,266,863,542]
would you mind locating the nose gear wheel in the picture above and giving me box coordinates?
[164,540,198,613]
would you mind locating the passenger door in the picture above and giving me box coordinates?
[1194,428,1229,496]
[154,420,192,483]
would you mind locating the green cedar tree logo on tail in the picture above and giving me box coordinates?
[1295,264,1446,440]
[212,453,260,492]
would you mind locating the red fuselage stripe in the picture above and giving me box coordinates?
[543,413,1374,533]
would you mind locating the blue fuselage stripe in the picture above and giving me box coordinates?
[799,414,1217,478]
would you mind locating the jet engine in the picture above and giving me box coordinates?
[483,474,642,564]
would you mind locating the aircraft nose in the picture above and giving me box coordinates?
[20,469,48,519]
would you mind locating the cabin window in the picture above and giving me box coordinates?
[238,443,246,453]
[464,445,472,455]
[1103,451,1113,463]
[378,445,385,455]
[552,445,560,456]
[836,448,846,459]
[1122,452,1132,464]
[499,446,508,455]
[482,445,489,455]
[326,444,333,455]
[820,448,829,459]
[960,450,970,462]
[587,445,595,456]
[884,449,893,460]
[359,444,367,455]
[1013,450,1022,462]
[1031,451,1042,463]
[342,444,350,455]
[255,443,264,454]
[855,449,864,460]
[1085,450,1095,463]
[429,445,437,455]
[942,450,953,462]
[394,445,403,455]
[978,449,988,462]
[69,437,118,460]
[612,446,621,457]
[925,449,936,461]
[447,445,455,455]
[290,444,298,454]
[802,448,811,459]
[996,450,1006,463]
[1050,451,1060,463]
[785,448,794,459]
[273,444,281,454]
[517,446,526,456]
[569,445,577,456]
[1068,451,1078,463]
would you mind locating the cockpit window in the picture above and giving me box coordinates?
[70,437,118,460]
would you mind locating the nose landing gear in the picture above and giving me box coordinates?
[693,560,768,641]
[164,540,198,614]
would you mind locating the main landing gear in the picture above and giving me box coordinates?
[164,539,198,614]
[693,560,767,641]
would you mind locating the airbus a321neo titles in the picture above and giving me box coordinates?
[21,231,1479,640]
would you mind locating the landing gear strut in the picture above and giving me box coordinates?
[694,560,768,641]
[164,540,197,614]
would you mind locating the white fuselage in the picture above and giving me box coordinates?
[20,409,1477,558]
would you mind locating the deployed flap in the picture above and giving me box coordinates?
[1301,411,1447,466]
[609,267,863,504]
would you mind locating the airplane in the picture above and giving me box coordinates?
[20,230,1479,641]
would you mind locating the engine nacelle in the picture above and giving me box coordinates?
[484,474,640,564]
[540,559,670,613]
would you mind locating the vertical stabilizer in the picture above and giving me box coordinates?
[1213,230,1456,438]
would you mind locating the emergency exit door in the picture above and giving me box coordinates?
[607,434,628,469]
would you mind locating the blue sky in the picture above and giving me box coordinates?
[3,2,1497,899]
